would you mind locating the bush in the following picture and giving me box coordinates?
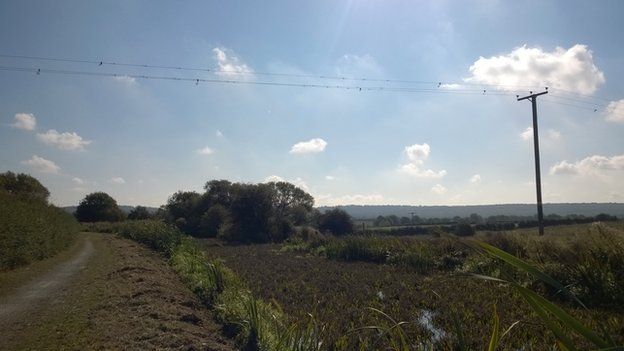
[116,220,183,255]
[0,192,80,270]
[319,208,354,235]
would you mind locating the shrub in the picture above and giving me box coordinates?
[116,220,182,255]
[0,192,80,270]
[319,208,354,235]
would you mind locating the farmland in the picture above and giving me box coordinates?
[199,222,624,349]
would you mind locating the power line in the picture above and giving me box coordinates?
[0,65,516,96]
[0,53,551,90]
[1,63,622,119]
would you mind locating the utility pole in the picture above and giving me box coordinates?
[517,90,548,235]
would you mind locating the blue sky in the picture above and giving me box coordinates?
[1,0,623,207]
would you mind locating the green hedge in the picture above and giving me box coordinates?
[0,192,80,270]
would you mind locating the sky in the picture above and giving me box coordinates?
[1,0,623,207]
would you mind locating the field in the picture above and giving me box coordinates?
[199,222,624,350]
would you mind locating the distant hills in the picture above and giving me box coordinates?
[62,205,159,215]
[318,203,624,219]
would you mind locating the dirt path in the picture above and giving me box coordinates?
[0,236,94,321]
[0,233,234,350]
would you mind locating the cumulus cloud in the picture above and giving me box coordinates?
[605,99,624,123]
[22,155,60,174]
[466,44,605,94]
[335,54,382,76]
[110,177,126,184]
[520,127,561,141]
[550,154,624,175]
[264,175,309,191]
[11,113,37,130]
[196,146,215,155]
[290,138,327,154]
[72,177,85,185]
[399,143,447,178]
[113,75,137,85]
[264,175,285,182]
[37,129,92,150]
[470,174,481,184]
[431,184,447,195]
[520,127,533,141]
[213,47,253,77]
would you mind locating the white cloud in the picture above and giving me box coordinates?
[196,146,215,155]
[399,143,447,178]
[431,184,447,195]
[290,138,327,154]
[213,47,253,77]
[264,175,309,191]
[113,75,137,85]
[11,113,36,130]
[466,44,605,94]
[292,177,309,192]
[520,127,561,141]
[440,83,462,90]
[37,129,92,150]
[317,193,384,206]
[550,154,624,175]
[216,130,224,138]
[470,174,481,184]
[325,175,335,181]
[335,54,382,76]
[605,99,624,123]
[547,129,562,141]
[22,155,60,174]
[72,177,85,185]
[110,177,126,184]
[520,127,533,141]
[264,175,284,182]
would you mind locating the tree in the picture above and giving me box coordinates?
[128,206,152,220]
[200,204,229,237]
[75,192,124,222]
[0,171,50,202]
[319,208,354,235]
[165,191,202,234]
[221,183,275,242]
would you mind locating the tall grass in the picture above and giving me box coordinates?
[0,192,80,270]
[116,219,324,351]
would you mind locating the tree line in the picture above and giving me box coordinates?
[74,180,354,243]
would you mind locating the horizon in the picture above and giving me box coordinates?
[1,1,623,207]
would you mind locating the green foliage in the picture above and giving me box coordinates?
[115,220,182,255]
[200,204,229,238]
[0,191,79,270]
[0,171,50,202]
[75,192,125,222]
[474,238,622,350]
[127,206,153,220]
[318,208,354,235]
[119,218,324,350]
[166,179,316,243]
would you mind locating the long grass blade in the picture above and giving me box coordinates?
[474,241,587,308]
[488,304,500,351]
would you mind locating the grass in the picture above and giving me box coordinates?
[114,219,324,351]
[0,192,80,270]
[108,219,624,349]
[201,222,624,349]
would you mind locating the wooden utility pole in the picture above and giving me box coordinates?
[517,90,548,235]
